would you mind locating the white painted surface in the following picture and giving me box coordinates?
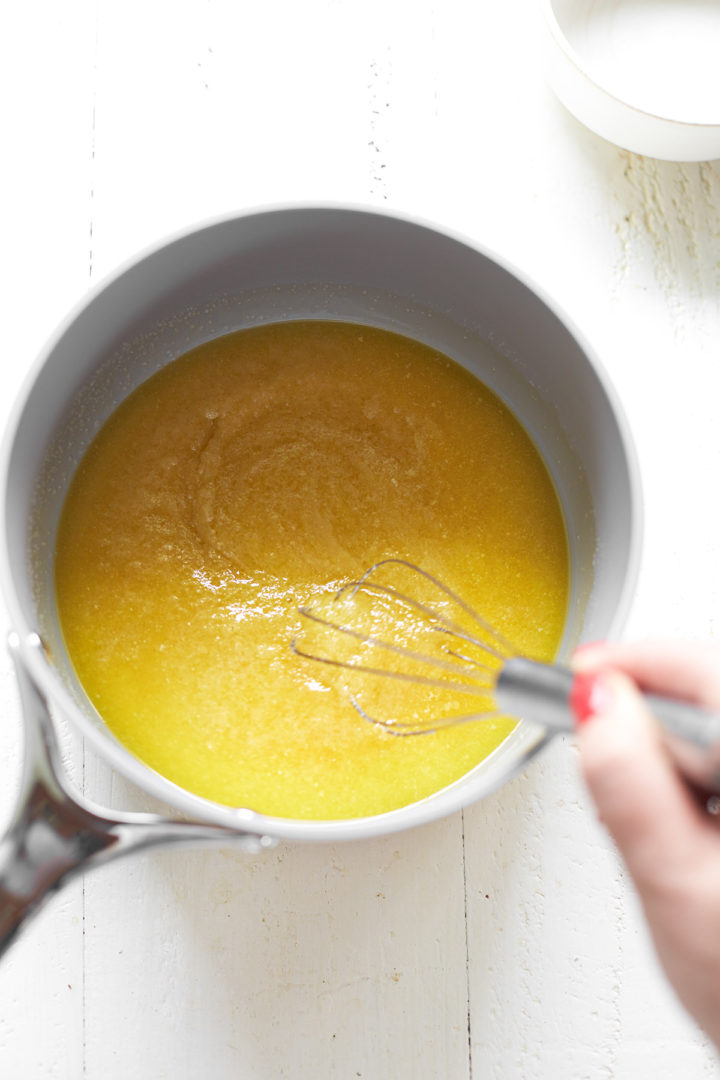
[1,1,720,1076]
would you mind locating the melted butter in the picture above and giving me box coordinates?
[54,321,569,819]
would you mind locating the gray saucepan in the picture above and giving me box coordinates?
[0,204,642,954]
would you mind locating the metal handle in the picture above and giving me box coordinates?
[0,633,275,958]
[496,657,720,793]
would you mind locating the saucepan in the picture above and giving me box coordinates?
[0,204,642,955]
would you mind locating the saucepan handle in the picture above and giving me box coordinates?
[0,633,275,958]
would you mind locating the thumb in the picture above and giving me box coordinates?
[573,670,708,892]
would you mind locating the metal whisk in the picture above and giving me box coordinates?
[292,559,720,793]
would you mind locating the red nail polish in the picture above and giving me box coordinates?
[570,671,612,726]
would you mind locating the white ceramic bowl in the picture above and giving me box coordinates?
[542,0,720,161]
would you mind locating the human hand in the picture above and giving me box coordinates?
[572,640,720,1047]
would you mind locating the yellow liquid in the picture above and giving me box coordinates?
[55,321,569,819]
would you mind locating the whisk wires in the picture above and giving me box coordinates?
[291,559,517,735]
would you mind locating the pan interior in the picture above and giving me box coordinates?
[52,318,570,819]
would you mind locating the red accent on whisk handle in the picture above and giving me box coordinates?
[568,671,614,725]
[496,657,720,794]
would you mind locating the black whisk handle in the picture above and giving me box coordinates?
[496,657,720,795]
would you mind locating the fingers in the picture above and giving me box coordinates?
[573,668,712,893]
[574,639,720,710]
[572,643,720,1044]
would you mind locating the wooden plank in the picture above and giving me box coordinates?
[0,0,95,1074]
[81,763,470,1079]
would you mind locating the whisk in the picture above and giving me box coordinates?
[292,559,720,794]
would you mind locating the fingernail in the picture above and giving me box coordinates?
[570,671,614,726]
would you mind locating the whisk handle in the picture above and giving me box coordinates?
[497,658,720,794]
[495,659,576,733]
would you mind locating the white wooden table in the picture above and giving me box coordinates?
[2,2,720,1076]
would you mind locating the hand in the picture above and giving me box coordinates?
[572,640,720,1046]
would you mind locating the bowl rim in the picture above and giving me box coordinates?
[541,0,720,131]
[0,200,644,841]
